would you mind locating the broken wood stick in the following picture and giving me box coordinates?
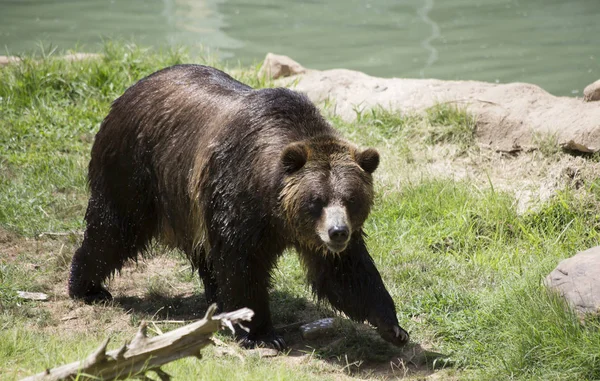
[21,304,253,381]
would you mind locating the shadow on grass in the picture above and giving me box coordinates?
[281,314,451,378]
[114,290,450,378]
[115,293,211,322]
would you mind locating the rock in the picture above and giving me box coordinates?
[545,246,600,315]
[0,53,100,66]
[0,56,20,65]
[300,318,336,340]
[17,291,49,301]
[274,58,600,154]
[583,79,600,102]
[258,53,307,79]
[249,348,280,357]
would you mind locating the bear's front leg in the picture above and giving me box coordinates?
[300,232,409,346]
[211,248,286,350]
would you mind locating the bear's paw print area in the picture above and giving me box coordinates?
[300,318,336,340]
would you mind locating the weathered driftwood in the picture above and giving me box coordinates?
[21,304,253,381]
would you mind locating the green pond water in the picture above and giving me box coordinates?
[1,0,599,96]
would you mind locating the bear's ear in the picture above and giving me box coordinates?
[356,148,380,174]
[281,142,308,174]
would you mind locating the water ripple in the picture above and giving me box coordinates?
[417,0,440,77]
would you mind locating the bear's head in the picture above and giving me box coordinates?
[280,136,379,253]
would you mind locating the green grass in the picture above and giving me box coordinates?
[339,104,475,150]
[1,43,600,380]
[0,42,272,236]
[364,182,600,379]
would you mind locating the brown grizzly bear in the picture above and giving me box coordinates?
[68,64,409,349]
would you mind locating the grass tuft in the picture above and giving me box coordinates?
[425,103,476,147]
[532,131,562,158]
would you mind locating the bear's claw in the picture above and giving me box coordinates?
[378,324,410,346]
[238,333,286,351]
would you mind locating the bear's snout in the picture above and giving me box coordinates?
[318,205,352,252]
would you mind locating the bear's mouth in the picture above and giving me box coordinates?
[325,241,349,253]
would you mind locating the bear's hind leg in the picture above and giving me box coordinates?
[69,241,114,304]
[194,250,221,308]
[69,195,154,303]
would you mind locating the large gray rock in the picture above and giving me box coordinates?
[545,246,600,315]
[266,54,600,154]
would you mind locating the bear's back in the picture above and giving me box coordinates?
[136,64,252,95]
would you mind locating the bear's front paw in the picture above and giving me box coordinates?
[237,332,286,351]
[377,324,410,347]
[69,284,113,304]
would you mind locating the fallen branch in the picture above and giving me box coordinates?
[21,304,253,381]
[38,231,83,239]
[150,320,190,325]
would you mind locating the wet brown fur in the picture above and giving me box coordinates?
[68,65,409,348]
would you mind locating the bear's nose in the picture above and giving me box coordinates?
[328,226,349,242]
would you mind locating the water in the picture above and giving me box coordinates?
[1,0,598,96]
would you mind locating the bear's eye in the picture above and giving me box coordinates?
[345,195,365,214]
[307,197,325,216]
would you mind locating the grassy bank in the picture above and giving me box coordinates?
[1,44,599,380]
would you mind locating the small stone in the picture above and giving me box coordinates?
[0,53,99,66]
[583,79,600,102]
[251,347,279,357]
[300,318,336,340]
[0,56,21,66]
[545,246,600,315]
[258,53,307,79]
[17,291,49,301]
